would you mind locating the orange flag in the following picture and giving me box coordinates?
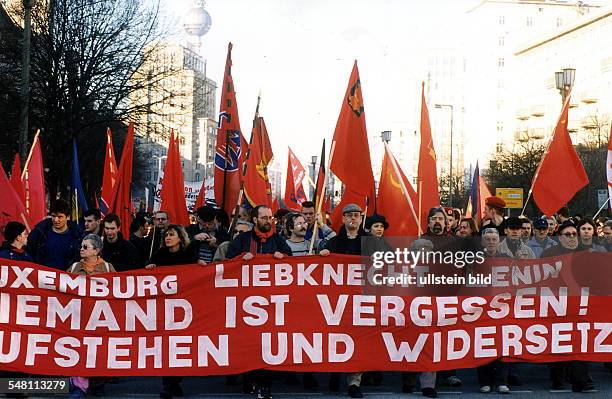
[377,146,420,236]
[214,43,248,216]
[417,82,440,232]
[22,131,47,225]
[10,154,25,206]
[101,128,118,213]
[0,165,30,240]
[532,96,588,216]
[284,147,307,211]
[108,122,135,237]
[329,61,375,229]
[243,116,274,208]
[160,130,190,225]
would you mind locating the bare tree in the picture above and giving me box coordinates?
[0,0,185,200]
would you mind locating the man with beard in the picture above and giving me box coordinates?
[285,213,317,255]
[527,218,557,257]
[424,207,449,237]
[541,221,594,392]
[101,214,141,271]
[498,217,535,259]
[187,205,230,264]
[145,211,170,262]
[226,205,292,260]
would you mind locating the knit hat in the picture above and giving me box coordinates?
[365,214,389,229]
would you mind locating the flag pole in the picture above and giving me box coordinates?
[593,197,610,220]
[384,143,422,235]
[308,141,336,255]
[228,93,261,235]
[418,180,423,238]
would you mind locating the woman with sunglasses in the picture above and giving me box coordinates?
[67,234,115,398]
[144,224,198,399]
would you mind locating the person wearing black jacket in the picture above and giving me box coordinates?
[186,205,230,264]
[541,221,594,393]
[226,205,292,261]
[144,224,198,399]
[101,214,141,271]
[321,203,368,399]
[0,221,33,262]
[27,199,83,269]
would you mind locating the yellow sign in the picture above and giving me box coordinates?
[495,188,524,209]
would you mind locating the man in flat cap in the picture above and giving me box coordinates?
[321,203,369,398]
[498,216,535,259]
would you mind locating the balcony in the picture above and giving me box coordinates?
[580,90,598,104]
[530,105,545,117]
[514,128,529,142]
[516,108,530,120]
[529,127,545,139]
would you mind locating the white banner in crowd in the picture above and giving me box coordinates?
[153,172,214,212]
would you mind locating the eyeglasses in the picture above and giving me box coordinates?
[81,245,92,250]
[560,232,578,237]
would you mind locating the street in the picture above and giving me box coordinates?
[11,362,612,399]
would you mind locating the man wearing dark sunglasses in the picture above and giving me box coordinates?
[541,221,580,257]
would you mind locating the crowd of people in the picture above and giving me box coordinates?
[0,196,611,399]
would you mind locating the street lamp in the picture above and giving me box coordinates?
[310,155,317,199]
[19,0,37,161]
[381,130,392,143]
[555,67,576,103]
[435,104,454,207]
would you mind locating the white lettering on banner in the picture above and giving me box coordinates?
[242,295,289,326]
[108,337,132,368]
[165,300,193,330]
[54,337,80,367]
[25,334,51,365]
[138,336,163,369]
[0,331,20,362]
[169,336,192,367]
[474,326,497,358]
[381,332,427,362]
[47,297,81,329]
[197,335,229,367]
[261,333,355,365]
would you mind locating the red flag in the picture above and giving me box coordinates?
[214,43,248,216]
[243,117,274,207]
[101,128,118,213]
[271,197,280,214]
[194,180,206,211]
[108,122,135,237]
[377,146,419,236]
[22,131,47,225]
[417,82,440,232]
[284,147,307,211]
[160,130,190,226]
[10,154,25,206]
[532,96,588,216]
[0,163,30,241]
[329,61,375,230]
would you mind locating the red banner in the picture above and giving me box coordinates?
[0,253,611,376]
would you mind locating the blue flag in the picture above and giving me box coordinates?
[71,138,89,220]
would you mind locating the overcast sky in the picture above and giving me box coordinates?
[159,0,480,175]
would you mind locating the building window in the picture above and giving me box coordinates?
[195,173,200,181]
[496,121,504,132]
[498,15,505,25]
[498,36,505,46]
[146,171,151,181]
[497,57,505,68]
[496,143,503,153]
[556,17,563,27]
[526,17,533,27]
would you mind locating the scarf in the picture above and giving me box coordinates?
[254,227,274,243]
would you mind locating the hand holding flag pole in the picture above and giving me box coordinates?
[308,141,335,255]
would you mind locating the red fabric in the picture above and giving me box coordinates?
[284,148,307,211]
[329,61,375,208]
[159,130,190,225]
[9,154,25,207]
[108,122,135,238]
[243,117,274,208]
[253,226,274,243]
[101,128,118,213]
[194,180,206,210]
[377,147,419,236]
[1,253,611,376]
[21,131,47,225]
[532,96,588,216]
[416,82,440,233]
[330,187,368,231]
[0,163,30,240]
[214,43,247,216]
